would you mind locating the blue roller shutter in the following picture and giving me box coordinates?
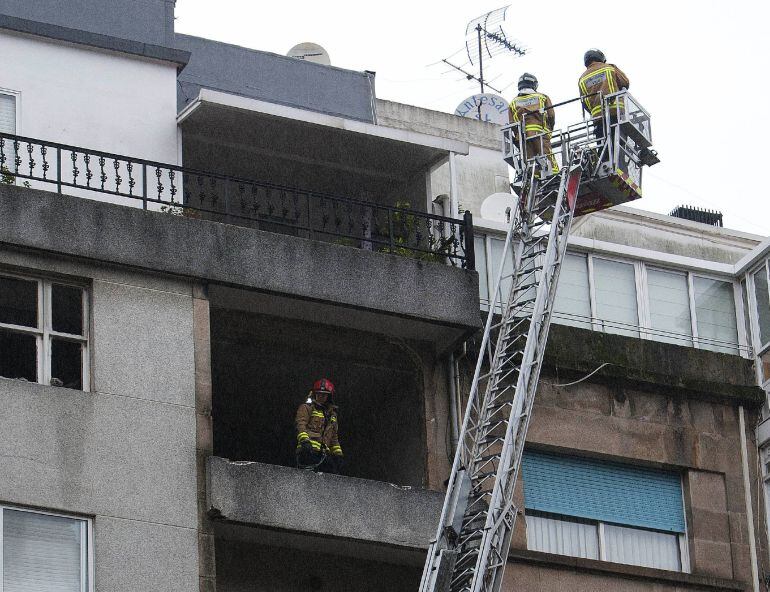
[522,450,685,533]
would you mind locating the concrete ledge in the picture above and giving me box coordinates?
[206,457,442,549]
[543,324,764,406]
[509,549,745,590]
[0,186,480,335]
[0,14,190,68]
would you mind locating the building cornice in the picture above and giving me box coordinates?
[0,14,190,70]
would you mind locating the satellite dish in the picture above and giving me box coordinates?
[455,93,509,125]
[287,42,331,66]
[481,192,518,222]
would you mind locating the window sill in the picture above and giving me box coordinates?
[508,549,744,591]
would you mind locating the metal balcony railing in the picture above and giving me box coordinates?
[0,133,475,270]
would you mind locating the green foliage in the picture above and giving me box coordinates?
[1,167,30,187]
[377,200,453,263]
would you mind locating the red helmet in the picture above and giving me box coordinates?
[312,378,335,397]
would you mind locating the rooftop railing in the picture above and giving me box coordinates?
[0,133,474,270]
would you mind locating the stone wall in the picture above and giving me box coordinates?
[0,248,199,592]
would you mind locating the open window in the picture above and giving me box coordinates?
[0,273,89,390]
[210,308,427,486]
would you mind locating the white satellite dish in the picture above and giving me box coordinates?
[287,42,331,66]
[481,192,518,223]
[455,93,510,125]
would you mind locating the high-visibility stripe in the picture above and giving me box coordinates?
[511,93,550,132]
[297,432,310,442]
[311,411,325,417]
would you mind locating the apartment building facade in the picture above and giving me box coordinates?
[1,2,769,592]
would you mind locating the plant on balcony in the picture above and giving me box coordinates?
[159,203,202,218]
[377,200,455,263]
[1,166,30,187]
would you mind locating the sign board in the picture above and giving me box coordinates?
[455,93,509,125]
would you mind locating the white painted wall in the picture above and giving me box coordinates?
[0,31,179,163]
[431,145,510,215]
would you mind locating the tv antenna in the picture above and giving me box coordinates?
[439,5,526,97]
[467,6,525,92]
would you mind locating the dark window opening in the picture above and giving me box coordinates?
[211,310,426,487]
[51,339,83,390]
[52,285,83,335]
[0,276,37,327]
[0,330,37,381]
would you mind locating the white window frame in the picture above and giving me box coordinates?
[526,509,690,572]
[0,503,93,592]
[745,259,770,387]
[473,230,747,356]
[0,87,21,134]
[0,271,90,391]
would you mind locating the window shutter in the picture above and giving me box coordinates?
[3,509,84,592]
[522,450,685,533]
[0,94,16,134]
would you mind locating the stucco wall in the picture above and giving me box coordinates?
[376,99,510,216]
[0,30,179,163]
[0,249,199,592]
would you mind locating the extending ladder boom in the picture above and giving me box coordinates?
[420,89,658,592]
[419,149,584,592]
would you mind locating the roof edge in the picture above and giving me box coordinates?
[0,14,190,69]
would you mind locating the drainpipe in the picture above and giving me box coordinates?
[447,353,459,455]
[739,404,761,592]
[447,343,468,456]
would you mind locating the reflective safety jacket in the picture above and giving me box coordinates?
[579,62,630,118]
[509,92,556,137]
[295,402,343,456]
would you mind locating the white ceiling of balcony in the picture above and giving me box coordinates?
[177,89,469,181]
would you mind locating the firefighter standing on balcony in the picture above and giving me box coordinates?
[295,378,344,474]
[579,48,630,139]
[509,73,558,177]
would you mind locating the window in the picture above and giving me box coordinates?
[0,92,15,135]
[473,230,744,354]
[593,258,639,338]
[553,253,591,330]
[488,237,515,313]
[474,235,489,307]
[753,263,770,348]
[0,92,17,178]
[0,274,88,390]
[646,269,692,346]
[1,505,90,591]
[693,277,739,354]
[523,450,688,572]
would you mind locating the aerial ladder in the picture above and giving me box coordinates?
[419,90,659,592]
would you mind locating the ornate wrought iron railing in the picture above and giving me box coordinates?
[0,133,475,270]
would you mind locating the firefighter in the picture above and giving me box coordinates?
[579,48,630,140]
[295,378,344,474]
[509,73,558,176]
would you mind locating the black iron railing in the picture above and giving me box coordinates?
[0,133,475,270]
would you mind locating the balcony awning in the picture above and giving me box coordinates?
[177,89,469,180]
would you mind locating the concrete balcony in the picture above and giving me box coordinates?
[0,183,480,351]
[206,457,442,554]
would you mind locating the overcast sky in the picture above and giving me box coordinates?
[175,0,770,236]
